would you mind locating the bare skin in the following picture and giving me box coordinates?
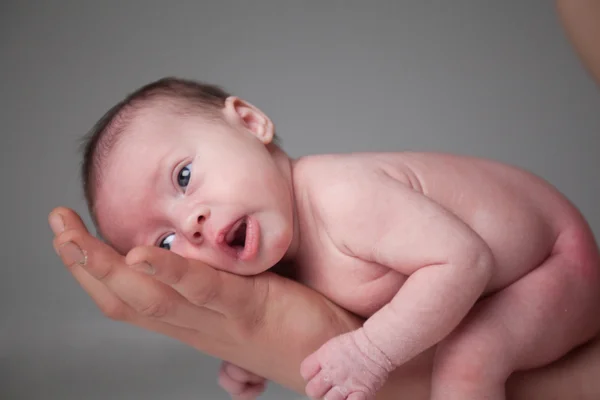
[295,153,600,400]
[50,207,600,400]
[89,94,600,400]
[556,0,600,87]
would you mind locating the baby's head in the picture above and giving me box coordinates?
[81,77,296,275]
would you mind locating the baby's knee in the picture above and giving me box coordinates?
[433,333,513,385]
[554,224,600,282]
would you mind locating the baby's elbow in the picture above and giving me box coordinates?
[474,245,494,278]
[475,245,495,288]
[455,243,495,288]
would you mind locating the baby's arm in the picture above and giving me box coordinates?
[338,169,493,366]
[302,166,494,398]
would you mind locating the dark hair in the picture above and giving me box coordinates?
[80,77,232,231]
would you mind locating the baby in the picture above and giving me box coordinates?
[81,77,600,400]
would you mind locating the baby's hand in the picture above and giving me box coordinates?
[218,361,267,400]
[300,329,394,400]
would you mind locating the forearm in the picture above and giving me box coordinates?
[363,259,492,367]
[557,0,600,87]
[230,272,363,392]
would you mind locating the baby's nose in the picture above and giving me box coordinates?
[184,207,210,243]
[191,215,204,239]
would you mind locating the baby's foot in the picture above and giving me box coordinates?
[300,329,393,400]
[218,361,267,399]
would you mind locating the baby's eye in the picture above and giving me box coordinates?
[159,234,175,250]
[177,163,192,190]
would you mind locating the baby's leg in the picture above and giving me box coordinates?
[218,361,267,400]
[431,227,600,400]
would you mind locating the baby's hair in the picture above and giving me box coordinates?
[80,76,236,233]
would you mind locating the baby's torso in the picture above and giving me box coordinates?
[289,151,582,317]
[291,227,408,318]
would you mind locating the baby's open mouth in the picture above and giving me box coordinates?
[219,215,259,261]
[225,218,247,250]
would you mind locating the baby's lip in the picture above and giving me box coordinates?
[225,218,246,245]
[217,216,245,245]
[215,215,259,261]
[216,216,247,259]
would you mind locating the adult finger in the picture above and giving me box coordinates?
[50,208,224,332]
[50,207,135,322]
[126,245,270,322]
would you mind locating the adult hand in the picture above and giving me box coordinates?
[49,206,360,393]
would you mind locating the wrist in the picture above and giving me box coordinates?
[353,327,395,373]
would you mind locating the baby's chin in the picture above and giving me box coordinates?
[231,262,272,276]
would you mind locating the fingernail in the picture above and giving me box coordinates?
[130,262,155,275]
[49,213,64,234]
[58,242,86,266]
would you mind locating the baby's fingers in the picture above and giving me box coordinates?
[222,362,265,385]
[218,361,266,400]
[300,352,322,382]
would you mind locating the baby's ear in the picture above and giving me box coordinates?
[223,96,274,144]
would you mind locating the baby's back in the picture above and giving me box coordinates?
[299,151,587,293]
[393,152,584,290]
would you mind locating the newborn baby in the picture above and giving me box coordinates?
[82,77,600,400]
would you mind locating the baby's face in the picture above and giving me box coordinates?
[94,101,295,275]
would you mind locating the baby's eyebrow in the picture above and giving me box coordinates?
[157,152,179,192]
[139,230,158,247]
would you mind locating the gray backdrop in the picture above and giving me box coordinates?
[2,1,600,399]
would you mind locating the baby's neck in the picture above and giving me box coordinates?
[268,145,306,264]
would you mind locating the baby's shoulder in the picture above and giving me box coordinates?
[294,153,380,195]
[294,152,416,193]
[294,152,377,176]
[293,152,417,218]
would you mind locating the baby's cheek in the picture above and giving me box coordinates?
[272,231,293,258]
[261,219,293,259]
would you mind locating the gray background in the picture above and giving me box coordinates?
[2,1,600,399]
